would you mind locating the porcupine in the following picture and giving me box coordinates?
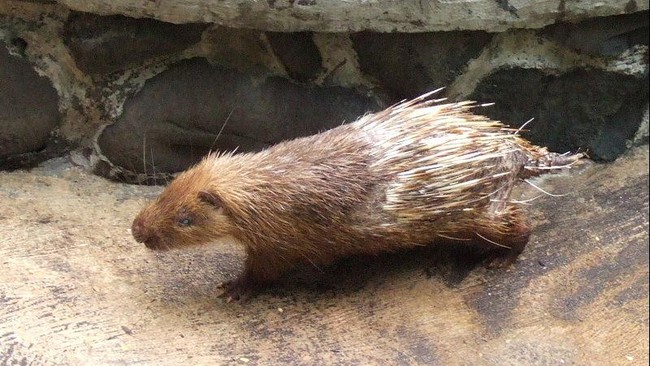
[131,90,582,301]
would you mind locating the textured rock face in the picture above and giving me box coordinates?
[0,1,648,178]
[0,42,61,168]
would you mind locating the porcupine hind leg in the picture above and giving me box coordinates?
[473,205,531,268]
[218,250,293,303]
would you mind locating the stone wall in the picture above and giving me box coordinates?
[0,1,648,182]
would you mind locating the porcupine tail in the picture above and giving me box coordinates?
[519,147,585,180]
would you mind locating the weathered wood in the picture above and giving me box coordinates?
[0,146,647,365]
[57,0,648,32]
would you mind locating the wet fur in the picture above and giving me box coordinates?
[132,94,582,301]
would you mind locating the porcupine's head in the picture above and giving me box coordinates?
[131,154,237,251]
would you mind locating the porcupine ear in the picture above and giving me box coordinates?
[198,190,225,214]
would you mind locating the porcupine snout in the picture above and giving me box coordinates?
[131,217,161,249]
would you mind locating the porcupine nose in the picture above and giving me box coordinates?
[131,218,151,244]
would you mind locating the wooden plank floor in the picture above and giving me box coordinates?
[0,146,647,365]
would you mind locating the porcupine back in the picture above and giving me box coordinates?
[353,94,582,238]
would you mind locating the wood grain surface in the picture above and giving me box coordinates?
[0,146,647,365]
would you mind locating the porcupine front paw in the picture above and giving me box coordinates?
[217,276,258,303]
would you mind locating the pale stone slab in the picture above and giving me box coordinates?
[59,0,648,32]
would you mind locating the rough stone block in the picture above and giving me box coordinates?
[63,12,207,75]
[351,31,493,100]
[0,42,60,166]
[97,58,380,178]
[542,11,648,56]
[266,31,322,82]
[201,26,285,75]
[470,68,649,161]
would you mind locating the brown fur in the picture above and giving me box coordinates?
[131,93,582,301]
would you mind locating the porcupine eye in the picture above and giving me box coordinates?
[177,217,193,227]
[176,208,194,227]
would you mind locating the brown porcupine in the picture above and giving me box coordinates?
[131,91,582,302]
